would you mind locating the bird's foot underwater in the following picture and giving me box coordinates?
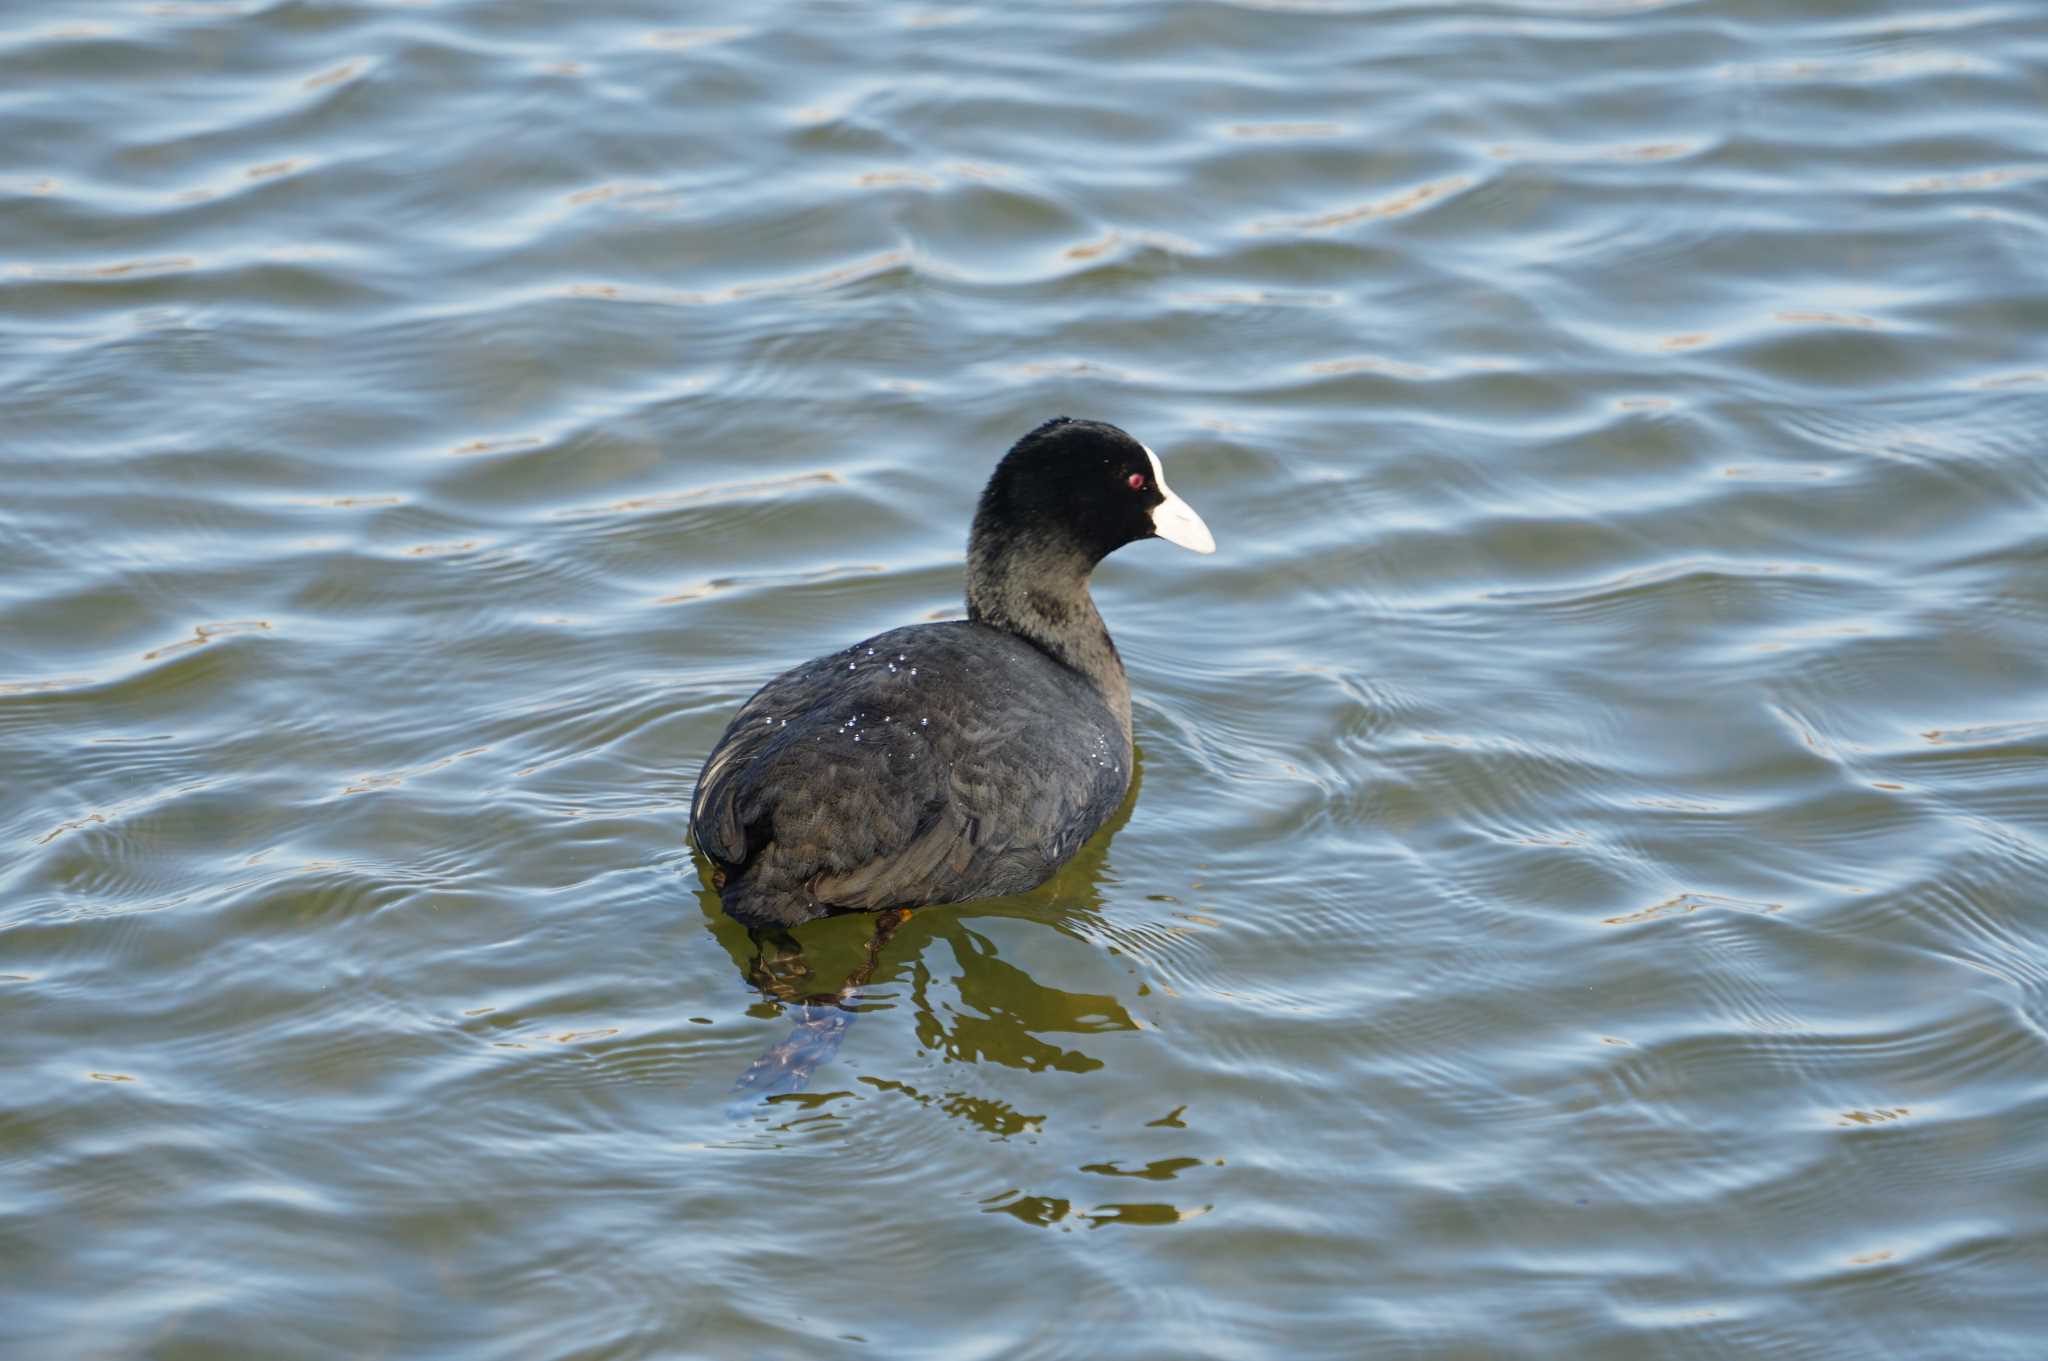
[725,1002,858,1116]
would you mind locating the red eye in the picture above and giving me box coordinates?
[1127,473,1145,490]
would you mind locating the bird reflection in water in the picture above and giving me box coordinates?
[696,762,1143,1117]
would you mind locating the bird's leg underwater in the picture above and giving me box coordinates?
[839,906,912,1001]
[727,907,915,1111]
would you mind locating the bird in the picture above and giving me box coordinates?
[689,416,1214,935]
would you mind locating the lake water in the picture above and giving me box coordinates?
[5,1,2047,1357]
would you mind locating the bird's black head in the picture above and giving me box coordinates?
[972,417,1215,567]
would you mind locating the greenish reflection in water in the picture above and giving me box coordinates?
[703,766,1145,1112]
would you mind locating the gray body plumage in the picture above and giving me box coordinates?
[690,623,1130,928]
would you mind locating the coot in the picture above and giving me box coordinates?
[690,417,1214,930]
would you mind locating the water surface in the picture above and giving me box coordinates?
[5,1,2047,1357]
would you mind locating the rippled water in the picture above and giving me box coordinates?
[6,1,2048,1356]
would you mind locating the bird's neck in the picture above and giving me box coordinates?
[965,528,1132,738]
